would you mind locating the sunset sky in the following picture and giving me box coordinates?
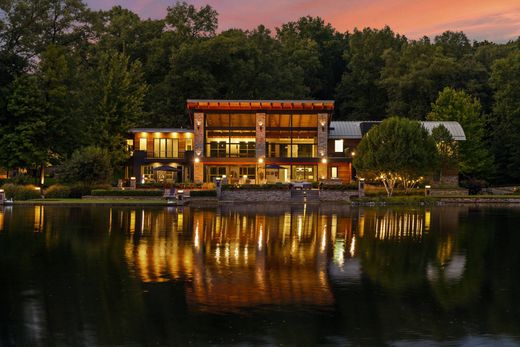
[86,0,520,42]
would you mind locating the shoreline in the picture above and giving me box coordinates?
[4,195,520,207]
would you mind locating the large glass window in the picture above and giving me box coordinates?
[266,115,318,158]
[153,138,178,158]
[206,166,227,182]
[239,167,256,180]
[334,140,344,153]
[139,138,147,151]
[331,166,338,179]
[185,138,193,151]
[292,165,317,181]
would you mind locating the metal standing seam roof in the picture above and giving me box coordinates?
[329,121,362,139]
[328,121,466,141]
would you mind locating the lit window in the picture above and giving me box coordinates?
[331,166,338,179]
[139,138,147,151]
[334,140,343,153]
[186,138,193,151]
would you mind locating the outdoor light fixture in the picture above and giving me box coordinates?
[258,157,264,164]
[321,157,328,164]
[194,157,200,163]
[351,151,356,157]
[0,189,4,193]
[243,175,248,179]
[258,120,263,131]
[196,120,201,130]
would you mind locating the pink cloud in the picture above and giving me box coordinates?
[85,0,520,42]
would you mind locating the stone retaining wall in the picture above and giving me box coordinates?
[221,189,291,202]
[319,190,358,201]
[431,188,468,196]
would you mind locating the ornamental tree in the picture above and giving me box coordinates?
[353,117,437,196]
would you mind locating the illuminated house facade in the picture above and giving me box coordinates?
[127,128,194,183]
[127,100,465,185]
[187,99,346,184]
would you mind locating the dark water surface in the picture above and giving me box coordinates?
[1,204,520,346]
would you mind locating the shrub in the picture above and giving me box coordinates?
[69,183,92,198]
[91,189,162,196]
[460,179,488,195]
[1,184,41,200]
[57,147,112,185]
[44,184,71,198]
[191,190,217,197]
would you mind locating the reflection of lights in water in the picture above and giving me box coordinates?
[225,243,230,261]
[297,216,303,241]
[234,246,239,260]
[215,246,221,264]
[129,210,136,233]
[425,210,431,231]
[108,208,113,233]
[358,215,365,237]
[34,206,44,232]
[331,214,337,243]
[334,240,345,267]
[320,227,327,253]
[349,235,356,257]
[375,211,424,239]
[194,221,200,249]
[0,208,4,232]
[258,225,263,251]
[177,210,183,231]
[141,210,145,232]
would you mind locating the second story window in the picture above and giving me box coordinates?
[139,138,147,151]
[185,138,193,151]
[334,139,344,153]
[153,138,178,158]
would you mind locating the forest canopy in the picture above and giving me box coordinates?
[1,1,520,183]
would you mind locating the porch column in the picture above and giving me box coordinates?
[194,112,204,183]
[256,113,266,184]
[318,113,329,180]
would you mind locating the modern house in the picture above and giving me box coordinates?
[126,128,194,184]
[126,100,465,186]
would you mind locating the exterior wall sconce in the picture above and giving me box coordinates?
[196,120,201,130]
[194,157,200,163]
[258,157,264,164]
[258,121,263,131]
[351,151,356,157]
[320,121,326,132]
[321,157,328,164]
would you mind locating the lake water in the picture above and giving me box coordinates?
[1,204,520,346]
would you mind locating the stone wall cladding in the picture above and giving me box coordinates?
[221,189,291,202]
[319,190,357,201]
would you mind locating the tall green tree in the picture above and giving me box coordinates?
[354,117,437,196]
[335,26,407,120]
[381,38,487,120]
[276,16,347,99]
[427,87,493,179]
[431,125,458,182]
[490,51,520,183]
[82,50,148,164]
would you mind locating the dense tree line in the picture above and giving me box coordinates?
[1,1,520,183]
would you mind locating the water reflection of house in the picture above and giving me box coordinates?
[122,207,341,312]
[120,206,465,311]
